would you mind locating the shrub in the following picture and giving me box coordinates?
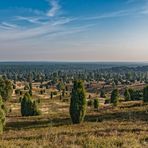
[111,89,119,106]
[21,93,40,116]
[70,80,86,124]
[100,90,106,98]
[0,96,5,134]
[128,88,143,101]
[15,89,21,95]
[0,78,13,101]
[87,100,93,107]
[40,90,44,95]
[104,98,110,104]
[29,82,32,96]
[19,97,22,103]
[50,92,53,99]
[62,89,65,97]
[20,91,23,95]
[124,88,131,101]
[143,86,148,103]
[24,84,29,90]
[53,91,57,95]
[94,98,99,110]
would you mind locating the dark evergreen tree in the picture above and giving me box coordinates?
[62,89,65,97]
[94,98,99,110]
[87,100,93,107]
[29,82,32,96]
[0,77,13,101]
[143,86,148,103]
[100,89,106,98]
[124,88,131,101]
[111,89,119,106]
[50,92,53,99]
[70,80,86,124]
[0,96,5,133]
[21,93,40,116]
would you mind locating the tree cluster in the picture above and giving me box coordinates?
[21,93,40,116]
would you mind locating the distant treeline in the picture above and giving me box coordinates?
[0,62,147,85]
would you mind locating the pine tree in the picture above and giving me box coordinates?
[21,93,40,116]
[0,77,13,101]
[0,96,5,133]
[94,98,99,110]
[70,80,86,124]
[50,92,53,99]
[100,89,106,98]
[124,88,131,101]
[29,82,32,96]
[143,86,148,103]
[111,89,119,106]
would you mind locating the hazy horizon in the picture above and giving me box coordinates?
[0,0,148,61]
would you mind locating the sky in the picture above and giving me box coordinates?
[0,0,148,62]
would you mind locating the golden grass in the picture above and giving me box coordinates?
[0,99,148,148]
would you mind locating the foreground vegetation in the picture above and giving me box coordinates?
[0,98,147,147]
[0,62,148,147]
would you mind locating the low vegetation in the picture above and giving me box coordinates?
[21,93,40,116]
[0,63,147,147]
[70,80,87,124]
[0,96,5,134]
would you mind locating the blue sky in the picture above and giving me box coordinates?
[0,0,148,61]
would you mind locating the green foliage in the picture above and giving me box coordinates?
[24,83,30,90]
[143,86,148,103]
[105,98,110,104]
[50,92,53,99]
[0,77,13,101]
[111,89,119,106]
[87,100,93,107]
[100,89,106,98]
[19,97,22,103]
[70,80,86,124]
[62,89,65,97]
[128,88,143,101]
[53,91,57,95]
[29,82,32,96]
[56,82,65,91]
[40,89,45,95]
[124,88,131,101]
[20,91,23,95]
[21,93,40,116]
[15,89,21,95]
[0,96,5,133]
[94,98,99,110]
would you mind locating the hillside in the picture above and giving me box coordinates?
[0,98,148,148]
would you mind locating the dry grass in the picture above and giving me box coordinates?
[0,98,148,148]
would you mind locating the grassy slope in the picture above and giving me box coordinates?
[0,99,148,148]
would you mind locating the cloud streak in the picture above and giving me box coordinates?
[0,17,81,42]
[47,0,60,17]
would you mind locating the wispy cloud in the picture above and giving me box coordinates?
[47,0,60,17]
[82,8,141,21]
[1,0,148,43]
[14,16,47,25]
[0,22,19,30]
[0,17,80,41]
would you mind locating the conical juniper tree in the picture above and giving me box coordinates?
[143,86,148,103]
[111,89,119,106]
[94,98,99,110]
[70,80,86,124]
[0,96,5,134]
[0,77,13,101]
[124,88,131,101]
[21,92,40,116]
